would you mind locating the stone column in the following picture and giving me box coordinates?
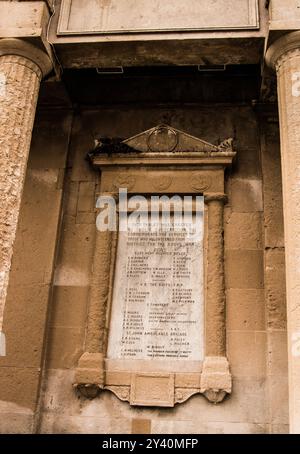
[200,193,231,403]
[205,194,227,357]
[0,38,52,355]
[266,31,300,433]
[74,192,118,398]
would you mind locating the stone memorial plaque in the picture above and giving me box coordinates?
[75,125,235,404]
[58,0,259,35]
[107,215,204,371]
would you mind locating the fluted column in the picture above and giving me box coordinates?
[266,31,300,433]
[0,39,52,354]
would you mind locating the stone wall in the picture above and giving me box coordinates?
[23,104,287,434]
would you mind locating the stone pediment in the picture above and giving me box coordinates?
[92,124,234,155]
[123,124,233,153]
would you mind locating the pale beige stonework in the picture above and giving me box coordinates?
[266,31,300,434]
[0,38,52,345]
[0,0,292,434]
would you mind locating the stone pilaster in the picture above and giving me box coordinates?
[0,39,52,353]
[266,31,300,434]
[200,193,231,403]
[74,193,118,398]
[205,193,227,357]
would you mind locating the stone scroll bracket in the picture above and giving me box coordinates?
[74,125,236,406]
[200,357,232,404]
[74,352,105,399]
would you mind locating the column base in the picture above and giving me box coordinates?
[200,356,232,403]
[73,352,105,399]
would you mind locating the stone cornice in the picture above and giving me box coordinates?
[266,31,300,71]
[0,38,52,78]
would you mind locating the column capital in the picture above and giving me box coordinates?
[0,38,52,79]
[204,193,227,204]
[266,31,300,71]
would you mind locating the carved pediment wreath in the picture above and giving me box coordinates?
[75,125,236,407]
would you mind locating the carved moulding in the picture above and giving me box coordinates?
[74,125,236,406]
